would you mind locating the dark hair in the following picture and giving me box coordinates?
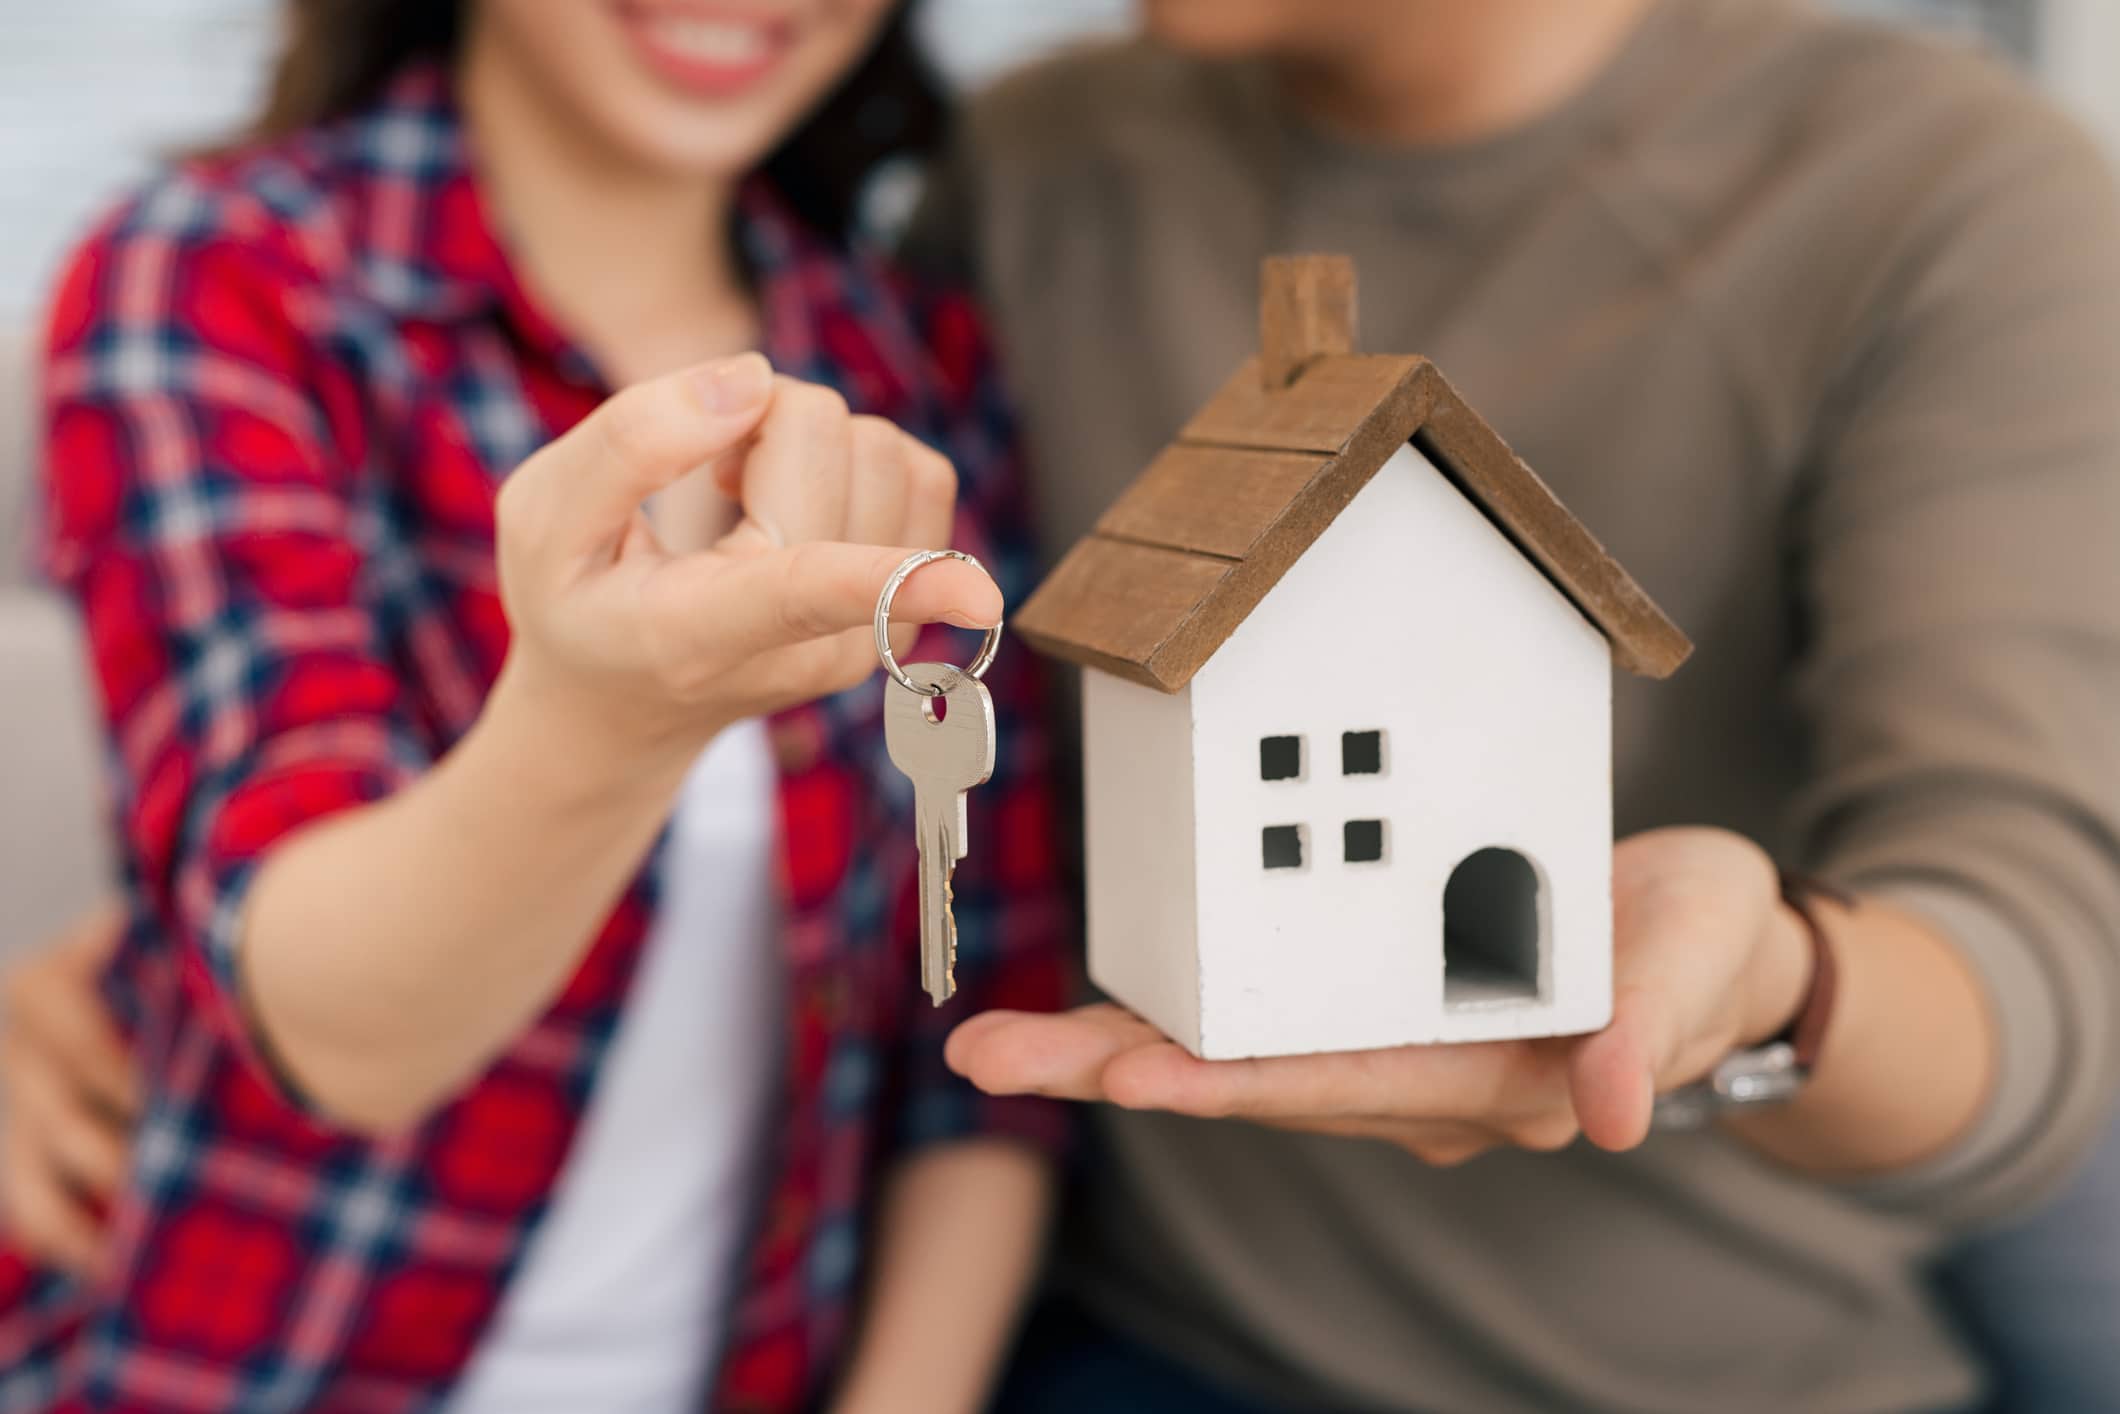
[245,0,947,244]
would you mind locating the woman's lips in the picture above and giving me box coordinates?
[612,3,792,98]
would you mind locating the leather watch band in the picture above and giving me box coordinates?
[1775,872,1849,1072]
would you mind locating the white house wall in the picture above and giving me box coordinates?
[1186,443,1614,1058]
[1082,665,1203,1052]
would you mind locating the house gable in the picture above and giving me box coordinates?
[1181,444,1616,1056]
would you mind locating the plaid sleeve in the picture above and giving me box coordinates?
[40,175,428,1109]
[886,286,1077,1158]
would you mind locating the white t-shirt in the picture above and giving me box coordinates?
[446,720,783,1414]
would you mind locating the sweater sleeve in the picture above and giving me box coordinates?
[1791,101,2120,1226]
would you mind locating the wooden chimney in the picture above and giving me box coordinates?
[1259,254,1357,388]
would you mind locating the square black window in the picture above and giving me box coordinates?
[1262,825,1305,870]
[1343,819,1386,864]
[1260,735,1304,782]
[1341,730,1385,776]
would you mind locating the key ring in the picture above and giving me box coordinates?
[873,549,1002,697]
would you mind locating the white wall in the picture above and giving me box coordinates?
[2038,0,2120,158]
[915,0,1134,91]
[0,1,276,330]
[0,0,2104,332]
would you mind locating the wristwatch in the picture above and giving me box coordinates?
[1651,873,1846,1132]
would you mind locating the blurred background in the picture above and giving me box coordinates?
[0,0,2115,956]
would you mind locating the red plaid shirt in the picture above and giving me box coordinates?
[4,64,1071,1413]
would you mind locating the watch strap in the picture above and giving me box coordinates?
[1775,871,1848,1072]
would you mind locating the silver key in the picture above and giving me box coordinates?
[884,663,996,1006]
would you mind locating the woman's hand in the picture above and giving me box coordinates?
[491,352,997,777]
[239,355,1006,1133]
[947,827,1815,1161]
[0,902,137,1278]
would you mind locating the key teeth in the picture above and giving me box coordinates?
[946,874,958,992]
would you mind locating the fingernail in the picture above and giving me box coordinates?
[942,610,996,630]
[696,352,772,414]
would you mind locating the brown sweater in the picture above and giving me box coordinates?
[915,2,2120,1410]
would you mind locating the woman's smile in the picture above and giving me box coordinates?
[609,1,796,99]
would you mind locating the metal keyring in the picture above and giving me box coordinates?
[873,549,1002,697]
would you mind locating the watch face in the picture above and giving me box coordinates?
[1711,1042,1806,1105]
[1651,1043,1806,1132]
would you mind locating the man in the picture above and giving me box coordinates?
[930,0,2120,1409]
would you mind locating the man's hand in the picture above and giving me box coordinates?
[947,827,1814,1161]
[0,902,137,1277]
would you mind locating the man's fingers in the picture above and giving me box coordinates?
[647,541,1001,664]
[1267,1115,1503,1166]
[1573,834,1775,1152]
[725,376,853,549]
[505,353,774,561]
[1568,1008,1658,1151]
[944,1004,1166,1101]
[56,899,125,968]
[8,976,138,1121]
[1098,1035,1553,1123]
[0,1125,106,1279]
[948,1003,1571,1127]
[3,1036,128,1197]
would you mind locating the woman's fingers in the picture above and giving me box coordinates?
[841,423,964,659]
[845,416,912,548]
[898,435,960,553]
[644,540,1001,669]
[719,376,854,551]
[503,352,775,563]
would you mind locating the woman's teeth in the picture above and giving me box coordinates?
[646,17,772,65]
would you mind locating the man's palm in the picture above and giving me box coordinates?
[946,827,1792,1160]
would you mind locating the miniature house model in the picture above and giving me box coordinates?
[1016,256,1691,1060]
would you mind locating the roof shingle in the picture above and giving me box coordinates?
[1016,347,1692,692]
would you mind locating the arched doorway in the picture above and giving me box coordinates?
[1442,847,1548,1010]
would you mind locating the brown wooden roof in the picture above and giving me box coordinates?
[1015,352,1693,693]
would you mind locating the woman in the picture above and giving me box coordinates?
[0,1,1069,1409]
